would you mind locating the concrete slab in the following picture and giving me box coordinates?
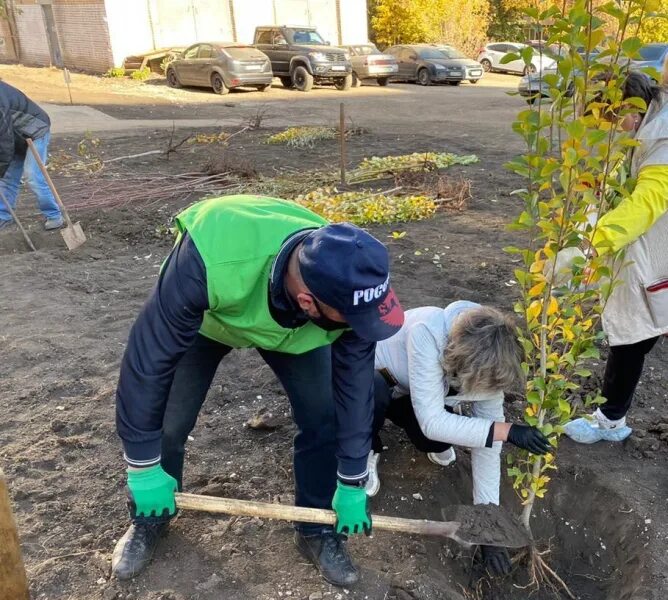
[43,103,238,135]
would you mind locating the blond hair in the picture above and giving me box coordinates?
[443,306,524,394]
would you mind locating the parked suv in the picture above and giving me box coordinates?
[253,25,352,92]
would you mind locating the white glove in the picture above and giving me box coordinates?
[543,247,586,287]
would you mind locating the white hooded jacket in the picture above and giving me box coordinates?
[602,92,668,345]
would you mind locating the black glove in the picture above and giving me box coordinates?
[481,545,512,576]
[507,424,551,454]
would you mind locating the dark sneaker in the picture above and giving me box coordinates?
[295,530,359,586]
[44,216,64,230]
[111,522,167,580]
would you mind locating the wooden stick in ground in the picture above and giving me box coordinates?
[339,102,347,186]
[0,189,36,251]
[26,138,74,228]
[176,492,462,540]
[0,468,30,600]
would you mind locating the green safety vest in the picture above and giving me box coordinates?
[175,195,345,353]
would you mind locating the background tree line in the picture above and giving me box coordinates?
[368,0,668,55]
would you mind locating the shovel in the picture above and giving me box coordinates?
[26,138,86,250]
[175,492,531,549]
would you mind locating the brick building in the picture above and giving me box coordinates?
[0,0,369,73]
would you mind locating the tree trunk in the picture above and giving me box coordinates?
[0,468,30,600]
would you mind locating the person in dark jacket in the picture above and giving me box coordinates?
[111,195,405,586]
[0,81,63,230]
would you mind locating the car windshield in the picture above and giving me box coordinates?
[354,45,380,55]
[438,46,465,59]
[288,29,325,45]
[638,44,667,61]
[222,46,264,60]
[418,48,447,59]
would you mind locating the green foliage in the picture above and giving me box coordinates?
[130,67,151,81]
[348,152,478,183]
[506,0,650,530]
[160,51,181,74]
[266,127,338,148]
[105,67,126,78]
[295,188,437,225]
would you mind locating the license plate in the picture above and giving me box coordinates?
[331,65,346,71]
[470,70,482,76]
[245,65,262,71]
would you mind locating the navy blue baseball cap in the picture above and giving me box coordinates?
[298,223,404,341]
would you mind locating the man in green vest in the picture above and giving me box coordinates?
[112,195,405,585]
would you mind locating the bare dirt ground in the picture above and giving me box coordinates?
[0,66,666,600]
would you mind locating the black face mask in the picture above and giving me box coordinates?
[306,295,348,332]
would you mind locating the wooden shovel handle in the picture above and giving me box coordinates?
[0,469,30,599]
[0,189,36,251]
[175,492,461,539]
[26,138,74,228]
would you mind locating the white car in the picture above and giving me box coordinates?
[477,42,556,75]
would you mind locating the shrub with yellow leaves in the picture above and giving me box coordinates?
[502,1,656,593]
[505,0,652,543]
[294,188,436,225]
[266,127,338,148]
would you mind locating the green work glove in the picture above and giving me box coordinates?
[332,481,372,536]
[126,465,178,520]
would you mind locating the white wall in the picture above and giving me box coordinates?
[235,0,366,46]
[231,0,274,44]
[339,0,369,44]
[106,0,370,67]
[305,0,338,45]
[105,0,153,66]
[106,0,235,65]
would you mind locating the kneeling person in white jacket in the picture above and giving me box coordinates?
[369,301,551,575]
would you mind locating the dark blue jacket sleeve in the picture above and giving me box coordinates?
[0,108,15,178]
[116,233,209,466]
[331,331,375,483]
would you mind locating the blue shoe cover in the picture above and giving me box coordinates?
[563,418,632,444]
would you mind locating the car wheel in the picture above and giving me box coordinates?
[469,79,479,84]
[447,81,460,86]
[292,65,314,92]
[481,59,492,72]
[523,64,537,75]
[417,68,431,86]
[256,83,272,92]
[334,74,353,91]
[166,68,181,89]
[377,77,390,87]
[351,72,363,88]
[211,72,229,95]
[280,76,294,89]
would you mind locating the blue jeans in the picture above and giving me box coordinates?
[140,334,337,534]
[0,133,61,222]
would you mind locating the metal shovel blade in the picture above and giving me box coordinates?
[440,504,531,548]
[60,221,86,250]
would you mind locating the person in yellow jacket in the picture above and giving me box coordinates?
[565,73,668,443]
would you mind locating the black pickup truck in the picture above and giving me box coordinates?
[253,25,352,92]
